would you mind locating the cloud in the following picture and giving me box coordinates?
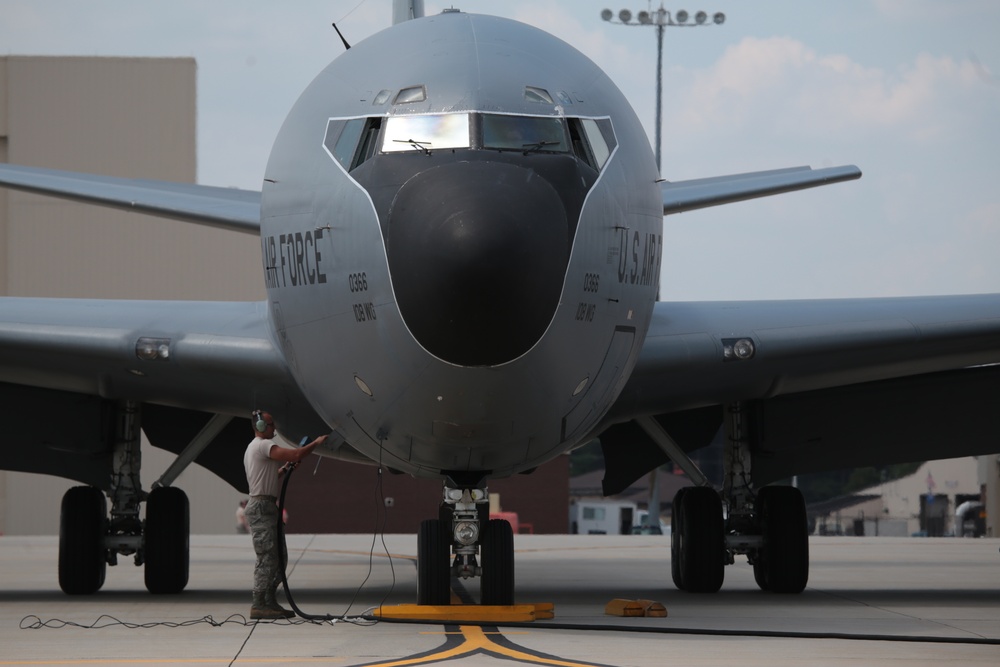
[674,36,996,146]
[651,26,1000,300]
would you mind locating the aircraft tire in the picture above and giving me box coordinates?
[417,518,451,605]
[480,518,515,605]
[674,486,724,593]
[58,486,107,595]
[670,487,690,590]
[757,486,809,594]
[752,558,770,591]
[144,486,190,594]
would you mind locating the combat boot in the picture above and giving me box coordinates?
[264,587,295,618]
[250,591,288,620]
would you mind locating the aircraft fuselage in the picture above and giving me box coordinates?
[260,12,662,479]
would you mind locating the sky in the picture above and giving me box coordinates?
[1,1,998,302]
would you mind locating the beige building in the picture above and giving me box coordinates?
[814,456,997,538]
[0,56,265,535]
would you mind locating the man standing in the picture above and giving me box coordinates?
[244,410,327,619]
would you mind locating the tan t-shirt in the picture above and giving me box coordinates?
[244,437,283,497]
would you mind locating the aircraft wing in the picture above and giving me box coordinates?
[661,165,861,215]
[619,295,1000,413]
[0,296,336,491]
[0,164,260,234]
[602,295,1000,491]
[0,297,290,414]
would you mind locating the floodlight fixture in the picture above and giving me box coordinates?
[599,5,726,176]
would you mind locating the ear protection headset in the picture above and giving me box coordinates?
[253,410,268,433]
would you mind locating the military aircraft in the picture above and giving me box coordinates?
[2,2,999,603]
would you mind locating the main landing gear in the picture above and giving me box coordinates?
[58,483,191,595]
[417,484,515,605]
[668,402,809,593]
[57,402,224,595]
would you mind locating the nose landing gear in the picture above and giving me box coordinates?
[416,483,515,606]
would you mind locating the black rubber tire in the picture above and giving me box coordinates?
[670,487,690,590]
[674,486,725,593]
[752,558,770,591]
[144,486,190,594]
[417,518,451,605]
[480,519,515,605]
[757,486,809,594]
[58,486,107,595]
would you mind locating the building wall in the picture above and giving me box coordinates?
[880,457,981,535]
[282,455,569,535]
[815,457,983,537]
[0,56,265,535]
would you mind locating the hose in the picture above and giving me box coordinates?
[276,462,337,621]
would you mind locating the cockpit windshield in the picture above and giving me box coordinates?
[382,114,471,152]
[481,115,568,153]
[327,111,615,172]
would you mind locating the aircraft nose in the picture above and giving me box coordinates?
[386,161,569,366]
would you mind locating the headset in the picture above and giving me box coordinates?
[253,409,268,433]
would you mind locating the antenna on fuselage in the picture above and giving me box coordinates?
[331,22,352,50]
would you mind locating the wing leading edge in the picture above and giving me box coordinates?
[661,165,861,215]
[0,297,288,415]
[616,295,1000,417]
[0,164,260,234]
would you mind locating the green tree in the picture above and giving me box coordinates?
[569,439,604,477]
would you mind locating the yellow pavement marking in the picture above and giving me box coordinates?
[418,630,532,635]
[351,625,611,667]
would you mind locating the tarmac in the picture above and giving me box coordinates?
[2,533,999,666]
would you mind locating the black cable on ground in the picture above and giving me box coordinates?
[20,614,258,630]
[366,615,1000,645]
[227,617,259,667]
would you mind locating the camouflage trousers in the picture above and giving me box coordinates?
[245,496,287,599]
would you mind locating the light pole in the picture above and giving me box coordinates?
[601,5,725,175]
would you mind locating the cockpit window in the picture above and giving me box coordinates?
[524,86,554,104]
[381,114,471,153]
[481,115,568,153]
[580,119,610,167]
[327,118,366,171]
[393,85,427,105]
